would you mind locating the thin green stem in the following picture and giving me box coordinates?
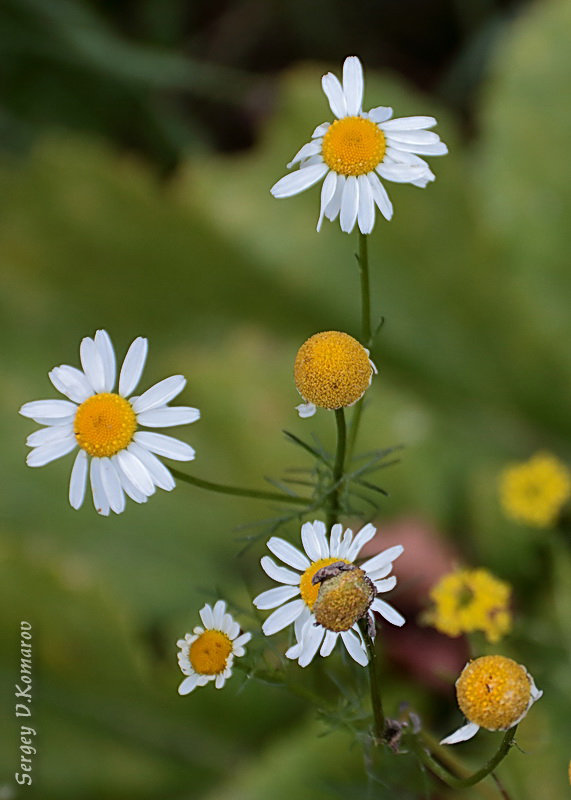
[411,726,518,789]
[170,469,310,505]
[326,408,347,529]
[359,231,372,345]
[358,619,385,744]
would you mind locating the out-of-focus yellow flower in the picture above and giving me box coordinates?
[499,452,571,528]
[424,568,512,643]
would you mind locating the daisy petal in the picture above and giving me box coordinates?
[253,585,300,610]
[376,163,430,184]
[80,336,106,394]
[341,629,368,666]
[346,523,376,561]
[69,450,88,509]
[384,130,440,146]
[322,72,347,118]
[357,174,375,234]
[27,424,74,447]
[260,555,300,585]
[301,521,328,561]
[329,523,343,557]
[119,337,148,397]
[267,537,310,571]
[296,402,316,418]
[200,604,214,628]
[440,722,480,745]
[178,675,200,696]
[343,56,363,116]
[90,457,110,516]
[324,173,345,221]
[287,140,322,168]
[136,406,200,428]
[371,598,406,627]
[368,106,393,123]
[27,436,76,467]
[132,375,186,414]
[270,164,329,199]
[361,545,404,573]
[312,122,330,138]
[128,442,175,491]
[116,465,148,504]
[298,624,325,668]
[49,365,93,403]
[20,399,77,422]
[317,170,337,232]
[94,330,116,392]
[381,116,436,131]
[133,431,195,462]
[388,140,448,156]
[116,450,155,496]
[320,630,338,657]
[368,172,393,221]
[262,598,306,636]
[99,457,126,514]
[340,175,359,233]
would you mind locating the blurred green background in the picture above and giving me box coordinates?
[1,0,571,797]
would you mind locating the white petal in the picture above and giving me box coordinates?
[337,528,354,559]
[346,523,377,561]
[384,130,440,146]
[27,436,76,467]
[440,722,480,745]
[119,337,148,397]
[316,170,337,232]
[312,122,330,138]
[299,624,325,667]
[20,399,77,422]
[320,630,338,657]
[321,72,347,118]
[234,632,252,648]
[127,442,175,491]
[132,375,186,414]
[361,545,404,573]
[329,524,343,557]
[178,675,199,696]
[69,450,88,509]
[116,465,148,504]
[368,172,393,221]
[367,563,394,581]
[99,457,126,514]
[371,598,405,627]
[340,175,359,233]
[267,537,310,571]
[368,106,393,123]
[253,585,300,610]
[133,431,195,462]
[262,599,306,636]
[136,406,200,428]
[324,173,345,221]
[373,576,397,593]
[90,457,110,516]
[260,555,300,585]
[94,330,116,392]
[301,521,328,561]
[80,336,106,394]
[287,140,322,168]
[387,139,448,156]
[49,365,93,403]
[342,56,363,116]
[270,164,329,199]
[385,147,429,167]
[212,600,226,628]
[115,450,155,496]
[376,163,430,184]
[296,402,316,418]
[341,629,368,666]
[357,173,375,234]
[27,424,74,447]
[200,604,214,628]
[214,673,228,689]
[381,116,436,131]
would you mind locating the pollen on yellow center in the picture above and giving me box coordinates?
[294,331,373,410]
[189,630,233,675]
[299,557,349,609]
[322,116,386,177]
[74,393,137,458]
[456,655,531,730]
[313,567,375,632]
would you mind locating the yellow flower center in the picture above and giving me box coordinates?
[74,393,137,458]
[321,116,386,177]
[313,567,375,632]
[456,655,531,730]
[189,630,233,675]
[499,452,571,528]
[299,557,349,609]
[294,331,373,410]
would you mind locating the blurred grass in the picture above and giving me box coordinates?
[1,0,571,797]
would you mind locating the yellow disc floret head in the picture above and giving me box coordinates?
[456,655,533,730]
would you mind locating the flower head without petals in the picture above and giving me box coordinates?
[499,452,571,528]
[177,600,251,694]
[20,330,200,515]
[253,520,405,667]
[270,55,447,234]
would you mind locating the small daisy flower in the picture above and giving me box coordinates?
[499,452,571,528]
[294,330,376,418]
[253,520,405,667]
[20,330,199,515]
[270,55,447,234]
[441,655,543,745]
[177,600,252,694]
[424,568,512,644]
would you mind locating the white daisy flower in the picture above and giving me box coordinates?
[20,329,200,516]
[253,520,405,667]
[177,600,252,694]
[270,55,447,234]
[440,655,543,745]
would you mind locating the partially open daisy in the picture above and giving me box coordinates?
[441,655,543,745]
[20,330,199,515]
[294,330,376,418]
[177,600,252,694]
[270,55,447,234]
[253,520,404,667]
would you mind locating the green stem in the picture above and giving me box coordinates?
[411,726,518,789]
[170,469,310,505]
[358,619,385,743]
[326,408,347,529]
